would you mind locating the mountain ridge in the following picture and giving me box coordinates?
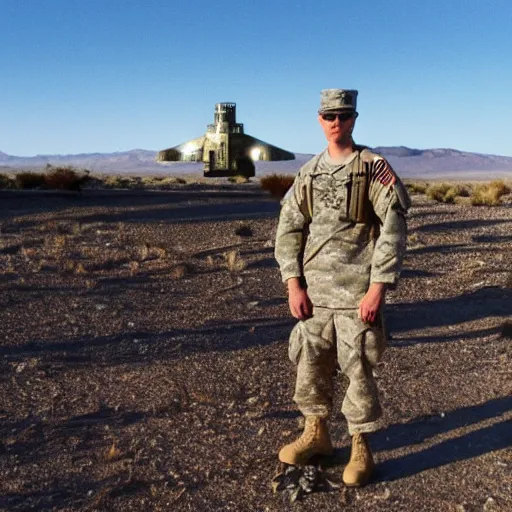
[1,147,512,179]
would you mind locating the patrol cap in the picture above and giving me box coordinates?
[319,89,358,113]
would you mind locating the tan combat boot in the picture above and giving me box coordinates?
[278,416,333,466]
[342,432,375,487]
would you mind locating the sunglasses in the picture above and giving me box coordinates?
[321,112,357,122]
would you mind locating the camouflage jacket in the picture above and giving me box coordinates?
[274,145,411,309]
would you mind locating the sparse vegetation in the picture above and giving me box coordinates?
[260,173,295,198]
[228,174,250,184]
[224,250,247,272]
[470,180,511,206]
[169,263,191,279]
[43,166,87,191]
[15,171,46,189]
[426,183,472,204]
[0,173,15,189]
[405,181,428,195]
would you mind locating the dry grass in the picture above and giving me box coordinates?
[15,172,46,189]
[471,180,511,206]
[260,174,295,199]
[426,183,472,204]
[406,181,428,195]
[0,173,15,189]
[228,175,250,184]
[43,166,86,191]
[224,250,247,272]
[169,263,191,280]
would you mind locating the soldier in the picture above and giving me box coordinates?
[274,89,410,487]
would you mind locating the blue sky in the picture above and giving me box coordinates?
[1,0,511,156]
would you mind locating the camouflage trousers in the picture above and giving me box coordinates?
[288,307,386,434]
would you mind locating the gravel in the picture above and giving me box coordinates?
[0,186,511,511]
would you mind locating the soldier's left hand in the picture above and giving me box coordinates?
[359,283,386,324]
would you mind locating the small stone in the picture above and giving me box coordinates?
[246,396,258,405]
[374,487,391,500]
[483,497,498,511]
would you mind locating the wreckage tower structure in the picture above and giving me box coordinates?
[157,102,295,177]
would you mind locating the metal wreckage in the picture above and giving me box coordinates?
[157,103,295,177]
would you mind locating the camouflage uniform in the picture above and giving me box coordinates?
[275,142,410,434]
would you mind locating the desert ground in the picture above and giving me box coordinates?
[0,182,511,511]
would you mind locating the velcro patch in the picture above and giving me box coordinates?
[372,159,396,186]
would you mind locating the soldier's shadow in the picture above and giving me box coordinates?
[311,396,512,483]
[372,395,512,482]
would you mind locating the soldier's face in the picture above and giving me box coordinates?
[318,112,356,145]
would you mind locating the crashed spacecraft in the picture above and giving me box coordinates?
[157,103,295,177]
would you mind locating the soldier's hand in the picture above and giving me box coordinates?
[287,278,313,320]
[359,283,386,324]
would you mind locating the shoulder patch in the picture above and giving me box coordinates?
[372,158,396,186]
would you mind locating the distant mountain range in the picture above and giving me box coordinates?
[1,147,512,179]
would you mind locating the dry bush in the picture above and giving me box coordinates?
[426,183,471,204]
[133,243,150,262]
[229,175,250,184]
[224,250,247,272]
[157,177,187,187]
[0,173,14,189]
[260,174,295,199]
[15,172,46,189]
[150,246,167,259]
[169,263,191,279]
[74,263,87,275]
[103,176,135,189]
[471,180,511,206]
[43,166,85,191]
[129,261,140,275]
[406,181,428,195]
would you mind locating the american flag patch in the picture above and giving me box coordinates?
[372,159,396,185]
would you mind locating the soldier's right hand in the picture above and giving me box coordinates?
[287,278,313,320]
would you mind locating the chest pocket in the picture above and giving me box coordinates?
[312,173,352,219]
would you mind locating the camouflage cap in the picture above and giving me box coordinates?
[319,89,358,113]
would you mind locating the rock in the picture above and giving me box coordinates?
[483,497,499,512]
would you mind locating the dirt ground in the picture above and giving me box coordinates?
[0,184,511,512]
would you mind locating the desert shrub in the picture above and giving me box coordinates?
[169,263,192,279]
[229,174,250,184]
[426,183,451,202]
[224,250,247,272]
[44,166,84,190]
[15,172,46,189]
[426,183,471,204]
[471,180,511,206]
[0,173,14,189]
[260,174,295,199]
[406,181,428,195]
[456,184,472,197]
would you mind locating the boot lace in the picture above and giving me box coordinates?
[295,418,319,449]
[352,434,368,463]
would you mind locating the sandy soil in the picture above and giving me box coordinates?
[0,185,511,511]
